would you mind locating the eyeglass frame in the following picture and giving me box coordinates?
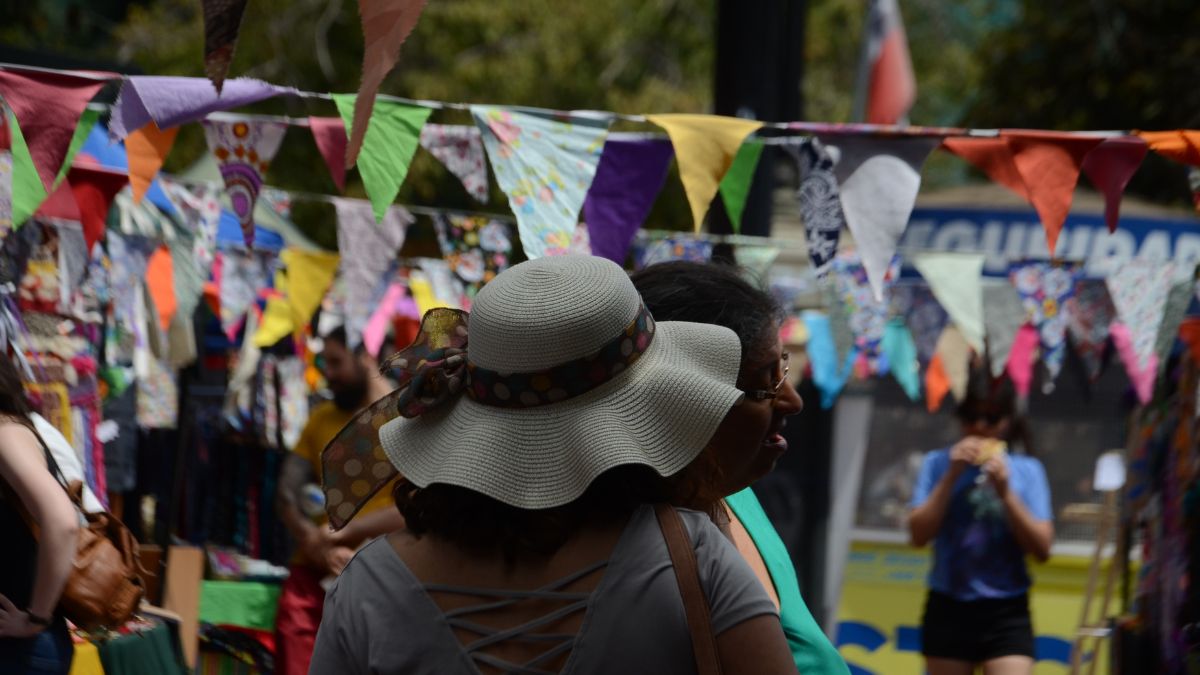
[741,352,790,402]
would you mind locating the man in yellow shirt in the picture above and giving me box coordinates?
[274,327,404,675]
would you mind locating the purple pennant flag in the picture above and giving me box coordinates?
[109,76,299,140]
[583,136,674,265]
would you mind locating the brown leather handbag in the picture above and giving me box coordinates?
[656,503,724,675]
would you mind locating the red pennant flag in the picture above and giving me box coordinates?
[347,0,428,168]
[1081,137,1149,233]
[309,116,348,192]
[0,68,109,192]
[1004,132,1103,255]
[942,137,1030,199]
[67,164,128,253]
[35,181,82,222]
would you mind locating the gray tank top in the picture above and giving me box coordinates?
[309,505,777,674]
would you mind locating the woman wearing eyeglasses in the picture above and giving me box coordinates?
[633,261,850,675]
[907,370,1054,675]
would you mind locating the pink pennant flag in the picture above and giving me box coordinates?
[202,118,288,247]
[309,116,348,192]
[1006,324,1039,399]
[0,68,110,192]
[1110,322,1157,404]
[1081,136,1149,233]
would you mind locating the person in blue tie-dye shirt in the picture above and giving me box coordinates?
[908,370,1054,675]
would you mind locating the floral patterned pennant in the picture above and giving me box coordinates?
[433,214,514,297]
[202,118,287,247]
[1009,260,1081,383]
[419,124,489,202]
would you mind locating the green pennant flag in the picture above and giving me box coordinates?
[53,107,101,189]
[332,94,432,223]
[9,112,48,229]
[718,139,764,234]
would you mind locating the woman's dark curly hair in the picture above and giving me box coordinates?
[0,350,32,425]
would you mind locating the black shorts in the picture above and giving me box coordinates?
[921,591,1035,662]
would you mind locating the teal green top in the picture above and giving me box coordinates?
[726,487,850,675]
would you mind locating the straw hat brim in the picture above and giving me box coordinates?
[379,320,744,509]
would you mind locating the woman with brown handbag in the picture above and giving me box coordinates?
[0,350,79,674]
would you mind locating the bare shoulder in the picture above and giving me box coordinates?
[0,418,41,453]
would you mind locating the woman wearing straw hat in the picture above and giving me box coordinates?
[311,255,798,674]
[633,261,850,675]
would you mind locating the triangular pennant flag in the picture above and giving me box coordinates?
[419,124,489,202]
[168,226,212,324]
[832,253,900,375]
[913,252,985,354]
[1179,318,1200,366]
[982,283,1026,378]
[882,317,920,401]
[53,223,88,312]
[823,136,940,301]
[202,118,288,247]
[52,107,101,190]
[1009,260,1082,384]
[473,106,610,258]
[35,180,80,221]
[925,353,950,412]
[109,76,298,140]
[735,243,781,282]
[334,95,431,223]
[281,248,340,332]
[802,310,854,409]
[1155,281,1192,373]
[935,325,972,403]
[824,281,856,375]
[9,112,48,228]
[202,0,249,93]
[1081,137,1149,233]
[0,150,11,241]
[66,164,128,254]
[218,250,270,339]
[1106,258,1175,372]
[719,139,765,233]
[1004,132,1104,256]
[346,0,429,168]
[433,214,514,295]
[1137,130,1200,167]
[126,123,179,204]
[308,116,348,192]
[942,137,1030,199]
[646,114,763,232]
[891,284,949,367]
[1110,322,1156,404]
[146,245,178,333]
[1007,324,1039,400]
[789,138,845,277]
[334,197,411,347]
[0,68,108,192]
[582,137,674,265]
[1066,279,1116,381]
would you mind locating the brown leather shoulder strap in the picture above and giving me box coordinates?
[655,503,723,675]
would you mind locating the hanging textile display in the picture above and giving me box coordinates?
[789,137,845,277]
[419,124,490,202]
[202,117,288,246]
[1009,260,1082,385]
[334,197,411,347]
[433,214,513,295]
[473,106,610,259]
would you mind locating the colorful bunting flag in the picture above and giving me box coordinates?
[925,352,950,413]
[890,284,949,367]
[346,0,429,168]
[308,116,348,192]
[334,197,411,348]
[0,68,108,193]
[109,76,298,140]
[126,123,180,204]
[53,107,101,190]
[802,310,854,409]
[0,151,11,240]
[146,246,177,332]
[202,118,288,247]
[646,114,763,232]
[1007,324,1039,400]
[735,243,782,281]
[255,248,341,347]
[433,214,514,295]
[419,124,489,202]
[982,282,1026,378]
[882,318,920,400]
[202,0,249,93]
[1155,281,1192,372]
[218,249,271,339]
[936,325,972,403]
[334,96,431,223]
[167,199,216,323]
[1136,130,1200,166]
[789,137,845,277]
[1009,260,1081,384]
[719,140,765,233]
[1106,258,1175,372]
[633,235,713,270]
[823,135,940,301]
[582,136,673,265]
[66,164,128,254]
[1110,323,1154,404]
[1081,137,1149,233]
[53,223,88,314]
[832,253,900,375]
[472,106,610,258]
[913,252,985,354]
[1065,279,1116,381]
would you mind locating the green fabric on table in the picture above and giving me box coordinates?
[200,581,282,631]
[97,622,187,675]
[726,487,851,675]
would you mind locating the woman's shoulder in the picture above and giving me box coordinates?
[0,417,39,451]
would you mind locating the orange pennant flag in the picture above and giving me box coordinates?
[146,246,178,332]
[126,123,179,204]
[942,137,1030,200]
[1138,130,1200,166]
[925,353,950,413]
[1004,132,1103,256]
[346,0,428,168]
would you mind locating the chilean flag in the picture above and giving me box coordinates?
[865,0,916,125]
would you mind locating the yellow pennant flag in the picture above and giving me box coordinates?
[254,248,341,347]
[646,114,763,232]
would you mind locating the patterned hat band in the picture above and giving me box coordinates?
[466,306,656,409]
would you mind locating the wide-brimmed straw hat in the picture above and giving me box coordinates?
[321,255,744,527]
